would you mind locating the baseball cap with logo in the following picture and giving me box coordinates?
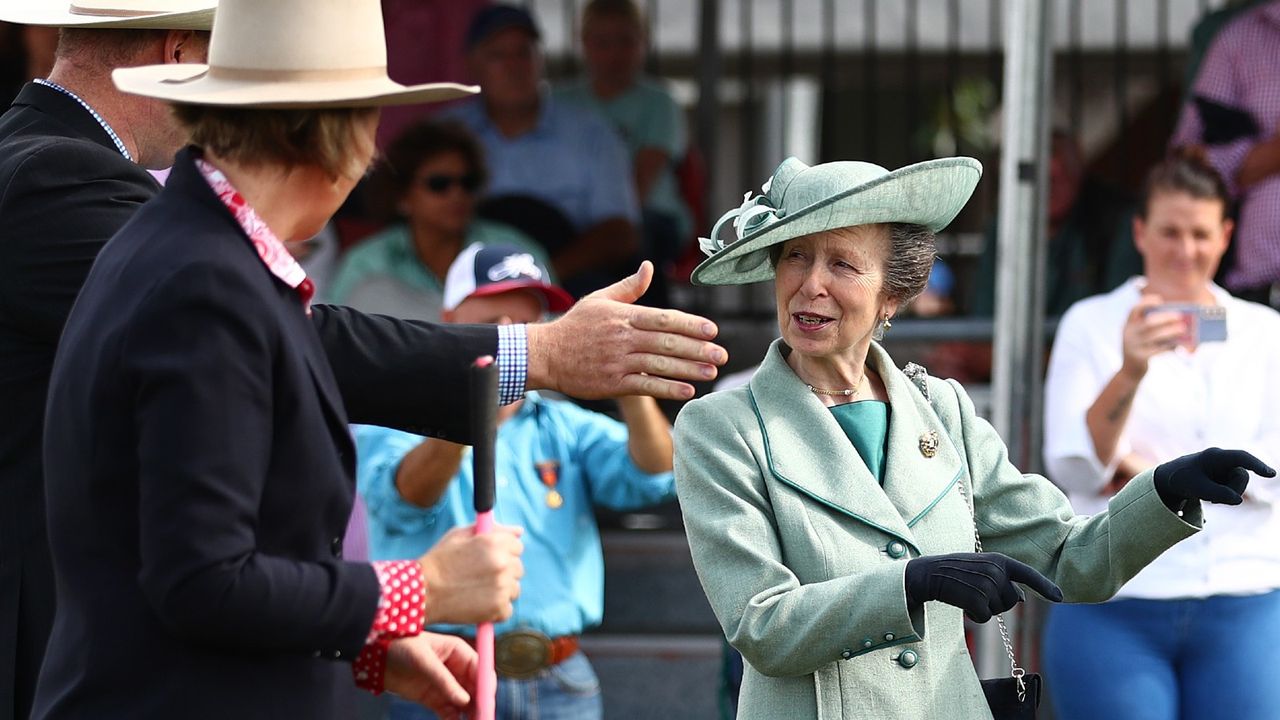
[443,243,574,313]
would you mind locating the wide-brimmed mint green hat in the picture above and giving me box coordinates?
[692,156,982,286]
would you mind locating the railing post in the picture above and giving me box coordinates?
[987,0,1052,681]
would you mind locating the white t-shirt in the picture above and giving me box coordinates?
[1044,277,1280,600]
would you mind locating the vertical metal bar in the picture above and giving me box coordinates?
[563,0,578,76]
[863,0,878,158]
[1115,0,1129,174]
[989,0,1053,673]
[905,0,919,162]
[741,0,756,182]
[1069,0,1083,140]
[645,0,660,76]
[1156,0,1171,87]
[821,0,836,160]
[945,0,961,157]
[739,0,756,314]
[781,0,795,161]
[695,0,722,212]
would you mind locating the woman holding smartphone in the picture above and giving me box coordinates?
[1042,147,1280,719]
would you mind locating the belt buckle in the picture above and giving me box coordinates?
[494,628,553,679]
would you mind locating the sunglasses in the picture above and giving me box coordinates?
[420,173,482,194]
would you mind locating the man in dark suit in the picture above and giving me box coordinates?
[0,5,726,718]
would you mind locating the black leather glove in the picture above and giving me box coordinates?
[1153,447,1275,510]
[904,552,1064,623]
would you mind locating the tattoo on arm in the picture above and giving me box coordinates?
[1105,389,1136,423]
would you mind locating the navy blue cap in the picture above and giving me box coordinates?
[465,4,541,50]
[443,243,573,312]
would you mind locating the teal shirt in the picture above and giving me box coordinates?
[325,219,546,321]
[555,77,691,239]
[828,401,889,484]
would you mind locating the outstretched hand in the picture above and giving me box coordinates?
[526,261,728,400]
[1153,447,1275,509]
[384,632,477,720]
[904,552,1064,623]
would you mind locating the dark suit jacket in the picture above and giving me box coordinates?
[36,149,495,719]
[0,83,497,719]
[0,83,160,720]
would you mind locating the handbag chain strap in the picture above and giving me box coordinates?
[903,362,1027,701]
[955,475,1027,702]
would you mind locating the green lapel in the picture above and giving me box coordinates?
[865,343,966,529]
[748,339,919,551]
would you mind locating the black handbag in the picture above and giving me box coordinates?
[981,673,1042,720]
[905,363,1042,720]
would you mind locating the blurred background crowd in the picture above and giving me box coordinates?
[3,0,1278,718]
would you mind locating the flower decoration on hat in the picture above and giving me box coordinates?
[698,177,785,258]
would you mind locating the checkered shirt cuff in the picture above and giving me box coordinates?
[496,324,529,405]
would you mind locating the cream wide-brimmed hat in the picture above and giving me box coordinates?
[112,0,477,108]
[692,156,982,286]
[0,0,214,29]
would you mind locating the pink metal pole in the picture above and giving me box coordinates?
[470,356,499,720]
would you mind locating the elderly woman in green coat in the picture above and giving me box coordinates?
[673,156,1273,719]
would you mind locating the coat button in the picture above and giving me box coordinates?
[897,649,919,668]
[886,541,906,559]
[840,649,854,660]
[331,537,343,558]
[883,632,895,642]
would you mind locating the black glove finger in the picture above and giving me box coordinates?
[994,579,1025,615]
[1222,466,1250,496]
[1002,557,1065,602]
[1194,480,1243,505]
[964,604,994,624]
[1206,448,1276,478]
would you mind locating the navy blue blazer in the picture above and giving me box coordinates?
[33,148,493,719]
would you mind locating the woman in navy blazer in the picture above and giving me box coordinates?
[33,2,539,718]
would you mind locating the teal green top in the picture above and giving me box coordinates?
[555,77,691,239]
[324,219,546,321]
[828,401,889,484]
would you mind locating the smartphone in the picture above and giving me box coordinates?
[1145,303,1228,344]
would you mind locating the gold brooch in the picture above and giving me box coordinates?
[919,431,939,458]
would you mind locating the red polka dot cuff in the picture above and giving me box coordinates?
[353,560,427,693]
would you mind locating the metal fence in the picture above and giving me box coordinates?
[532,0,1231,321]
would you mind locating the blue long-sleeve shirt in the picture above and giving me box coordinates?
[354,392,674,638]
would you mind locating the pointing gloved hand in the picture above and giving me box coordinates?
[1153,447,1275,510]
[904,552,1064,623]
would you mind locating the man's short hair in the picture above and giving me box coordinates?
[172,105,378,180]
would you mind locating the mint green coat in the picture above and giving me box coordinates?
[673,340,1201,720]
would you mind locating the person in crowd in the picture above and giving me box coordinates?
[1170,1,1280,304]
[1042,150,1280,719]
[673,155,1273,719]
[376,0,489,150]
[557,0,691,305]
[1,1,728,717]
[443,4,641,298]
[970,130,1139,318]
[327,119,545,321]
[357,242,676,720]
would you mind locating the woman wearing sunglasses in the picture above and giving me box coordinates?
[328,119,550,321]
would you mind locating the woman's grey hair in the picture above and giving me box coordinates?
[769,222,937,305]
[882,222,936,305]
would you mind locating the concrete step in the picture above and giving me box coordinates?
[581,634,724,720]
[599,529,721,635]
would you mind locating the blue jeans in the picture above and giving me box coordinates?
[388,651,601,720]
[1041,591,1280,720]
